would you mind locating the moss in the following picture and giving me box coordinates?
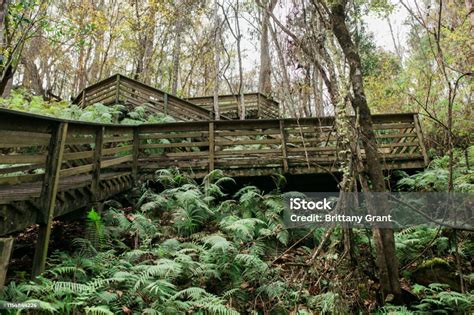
[417,257,450,270]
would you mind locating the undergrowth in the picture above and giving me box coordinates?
[1,165,473,314]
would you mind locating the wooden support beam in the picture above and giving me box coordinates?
[32,122,68,278]
[279,120,289,173]
[81,90,86,108]
[115,74,120,104]
[209,122,215,171]
[91,126,104,202]
[164,93,168,115]
[0,238,13,290]
[132,127,140,183]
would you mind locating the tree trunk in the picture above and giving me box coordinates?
[171,31,181,95]
[213,0,221,120]
[0,0,10,97]
[21,57,45,96]
[467,0,474,27]
[258,0,277,96]
[329,1,402,302]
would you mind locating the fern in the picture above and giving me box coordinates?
[84,305,114,315]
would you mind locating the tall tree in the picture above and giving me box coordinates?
[213,0,221,119]
[327,0,401,301]
[258,0,277,96]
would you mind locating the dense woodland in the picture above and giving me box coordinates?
[0,0,473,314]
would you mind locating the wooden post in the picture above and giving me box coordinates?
[132,127,140,183]
[0,238,13,290]
[32,122,68,278]
[163,93,168,115]
[115,74,120,104]
[413,114,429,166]
[279,120,289,173]
[81,90,86,108]
[91,126,104,203]
[209,122,215,172]
[257,94,261,118]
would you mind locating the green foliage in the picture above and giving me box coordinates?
[1,170,472,313]
[397,149,473,192]
[0,89,174,125]
[412,283,473,313]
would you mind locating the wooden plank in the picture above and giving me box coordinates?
[115,74,120,103]
[102,145,134,156]
[0,238,13,290]
[32,122,68,278]
[280,120,289,172]
[164,93,168,115]
[373,123,414,130]
[287,147,336,153]
[132,128,139,182]
[149,151,209,158]
[0,154,47,164]
[65,137,95,145]
[63,150,94,161]
[209,122,215,171]
[101,155,133,168]
[0,173,44,185]
[215,138,281,146]
[140,141,209,149]
[0,163,43,175]
[59,164,94,177]
[139,131,209,140]
[0,131,50,147]
[215,148,282,156]
[216,129,281,137]
[91,127,104,202]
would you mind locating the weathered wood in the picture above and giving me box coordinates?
[216,138,281,146]
[102,145,134,156]
[0,131,50,147]
[140,141,209,149]
[0,154,48,164]
[0,173,44,186]
[115,74,120,103]
[63,150,95,161]
[0,108,428,239]
[139,131,209,140]
[100,155,133,168]
[91,127,104,202]
[59,164,94,177]
[280,120,289,172]
[209,122,215,171]
[0,238,13,290]
[32,122,68,278]
[132,128,139,182]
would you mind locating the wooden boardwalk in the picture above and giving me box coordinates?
[0,108,428,276]
[72,74,231,121]
[72,74,281,120]
[0,108,428,235]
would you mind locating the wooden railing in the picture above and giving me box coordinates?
[72,74,224,121]
[186,93,280,119]
[0,109,428,208]
[0,108,428,276]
